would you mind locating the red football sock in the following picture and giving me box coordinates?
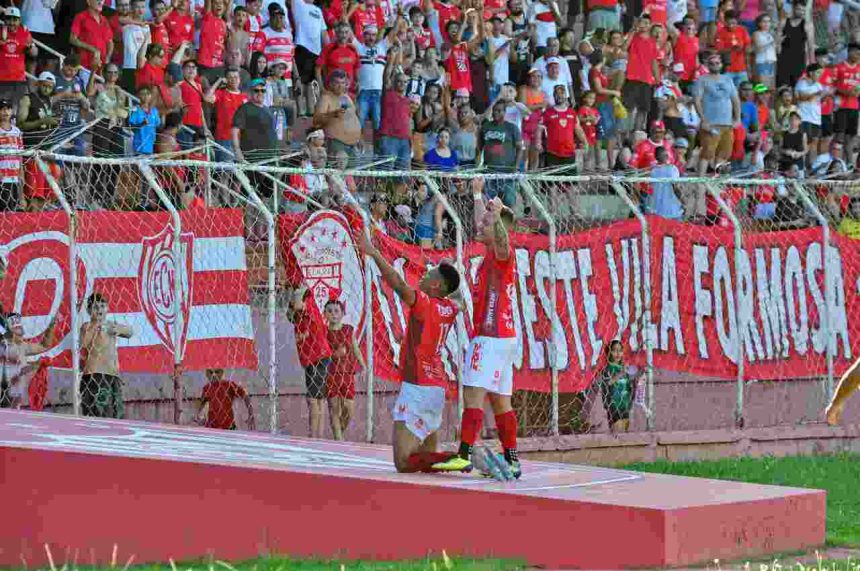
[495,410,518,451]
[461,407,485,446]
[404,452,453,473]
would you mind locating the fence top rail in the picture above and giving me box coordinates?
[5,150,860,189]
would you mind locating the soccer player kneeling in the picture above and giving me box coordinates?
[359,230,466,474]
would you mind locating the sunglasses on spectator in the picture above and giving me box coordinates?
[253,88,266,93]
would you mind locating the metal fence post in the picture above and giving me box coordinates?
[232,167,279,433]
[518,176,560,436]
[610,180,655,431]
[791,180,834,400]
[705,182,746,429]
[139,162,185,424]
[421,174,466,424]
[35,154,80,416]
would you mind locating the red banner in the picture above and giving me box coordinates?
[1,209,258,373]
[285,211,860,393]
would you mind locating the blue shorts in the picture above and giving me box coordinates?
[755,62,775,77]
[415,224,435,240]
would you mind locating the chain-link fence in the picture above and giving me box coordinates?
[2,148,859,443]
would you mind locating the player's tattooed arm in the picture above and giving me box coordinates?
[491,201,511,261]
[359,230,417,307]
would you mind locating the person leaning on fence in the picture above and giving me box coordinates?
[0,312,56,409]
[587,339,642,433]
[285,285,332,439]
[80,292,134,418]
[231,77,278,196]
[194,368,256,430]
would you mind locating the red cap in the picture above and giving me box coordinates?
[650,120,666,131]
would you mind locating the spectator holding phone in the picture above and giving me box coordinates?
[313,68,361,168]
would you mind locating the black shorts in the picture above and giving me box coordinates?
[821,114,833,138]
[81,373,124,418]
[305,358,331,399]
[622,80,653,114]
[801,121,821,139]
[0,182,19,211]
[835,108,859,137]
[294,45,318,86]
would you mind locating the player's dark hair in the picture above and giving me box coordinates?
[325,299,344,311]
[438,262,461,296]
[87,292,106,312]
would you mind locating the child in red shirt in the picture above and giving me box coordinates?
[194,369,256,430]
[577,91,601,170]
[324,299,366,441]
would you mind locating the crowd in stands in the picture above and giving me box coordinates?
[0,0,859,238]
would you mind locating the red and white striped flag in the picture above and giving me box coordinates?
[0,209,258,373]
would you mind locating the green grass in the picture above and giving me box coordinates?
[623,454,860,547]
[24,554,525,571]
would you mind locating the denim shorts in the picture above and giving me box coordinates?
[415,223,436,240]
[755,62,775,77]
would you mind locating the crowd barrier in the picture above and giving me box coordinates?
[2,149,860,441]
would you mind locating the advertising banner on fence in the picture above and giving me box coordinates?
[0,209,258,373]
[280,210,860,393]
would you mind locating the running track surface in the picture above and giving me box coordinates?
[0,410,826,569]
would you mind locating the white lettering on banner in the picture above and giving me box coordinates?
[515,248,544,369]
[713,247,738,364]
[693,244,713,360]
[534,250,568,369]
[605,243,626,339]
[577,248,602,366]
[631,239,643,353]
[785,246,809,355]
[659,237,685,355]
[556,250,586,371]
[829,247,850,359]
[806,243,827,355]
[754,248,789,360]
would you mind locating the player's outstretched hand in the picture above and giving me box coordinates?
[471,177,485,198]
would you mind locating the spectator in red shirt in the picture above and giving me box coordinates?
[286,285,333,439]
[834,43,860,163]
[164,0,194,55]
[194,368,256,430]
[212,67,248,160]
[714,10,751,87]
[70,0,114,73]
[197,0,228,84]
[315,22,359,90]
[538,83,587,167]
[622,15,660,134]
[378,67,415,171]
[0,7,37,112]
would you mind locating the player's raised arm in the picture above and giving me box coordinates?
[359,230,417,307]
[488,198,512,261]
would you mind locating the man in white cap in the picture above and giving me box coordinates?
[352,23,389,135]
[16,71,58,149]
[0,7,37,112]
[540,57,569,104]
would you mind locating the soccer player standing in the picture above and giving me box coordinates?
[358,230,465,474]
[433,178,521,478]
